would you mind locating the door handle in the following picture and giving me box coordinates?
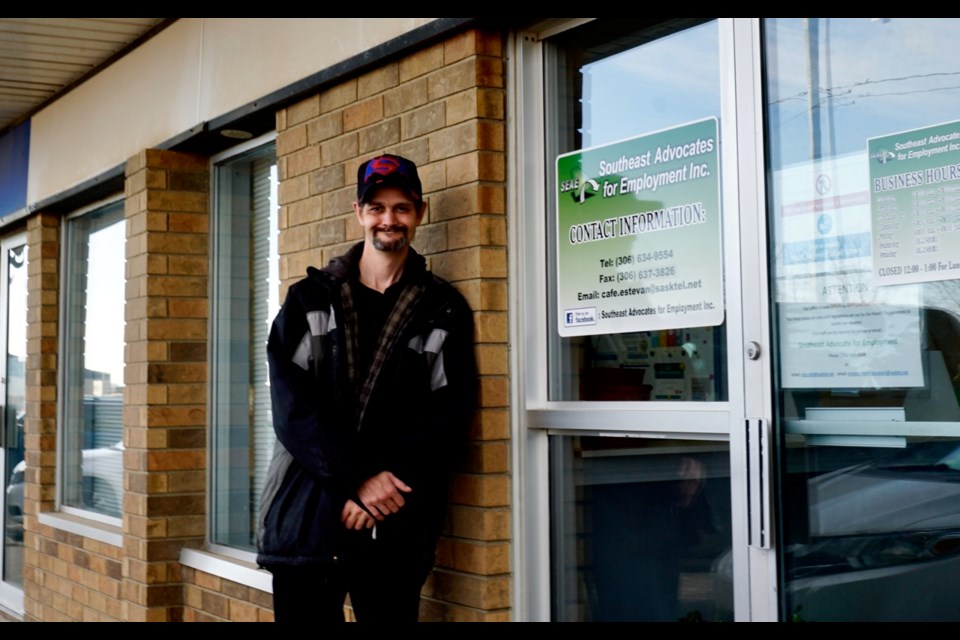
[747,418,773,549]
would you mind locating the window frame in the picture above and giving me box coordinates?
[56,195,126,527]
[206,132,278,559]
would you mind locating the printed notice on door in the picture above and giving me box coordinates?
[869,120,960,286]
[556,118,724,337]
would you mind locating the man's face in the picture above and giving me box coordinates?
[354,186,425,253]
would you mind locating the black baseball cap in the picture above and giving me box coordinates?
[356,154,423,205]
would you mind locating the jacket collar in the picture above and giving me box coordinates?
[311,241,427,285]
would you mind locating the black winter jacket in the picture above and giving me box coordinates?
[256,243,475,568]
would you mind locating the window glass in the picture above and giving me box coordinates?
[3,239,27,586]
[209,143,278,550]
[545,19,728,402]
[765,18,960,621]
[61,201,125,518]
[550,435,733,621]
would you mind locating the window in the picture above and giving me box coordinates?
[209,139,278,551]
[60,200,125,520]
[764,17,960,622]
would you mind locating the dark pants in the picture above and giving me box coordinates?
[269,531,431,623]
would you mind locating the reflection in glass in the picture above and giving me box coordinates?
[766,18,960,621]
[210,144,278,550]
[3,242,27,587]
[550,436,733,621]
[61,202,125,518]
[546,19,727,402]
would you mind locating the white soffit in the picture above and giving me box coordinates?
[0,18,165,132]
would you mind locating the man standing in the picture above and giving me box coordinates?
[257,154,476,622]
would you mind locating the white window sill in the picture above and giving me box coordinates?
[179,548,273,594]
[37,511,123,547]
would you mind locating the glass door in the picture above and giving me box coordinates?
[764,18,960,621]
[1,232,27,614]
[516,18,772,621]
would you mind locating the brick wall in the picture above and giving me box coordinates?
[275,28,511,621]
[21,150,215,621]
[123,149,210,621]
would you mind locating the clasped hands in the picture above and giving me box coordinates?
[340,471,412,530]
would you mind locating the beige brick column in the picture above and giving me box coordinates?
[23,212,61,621]
[123,149,209,622]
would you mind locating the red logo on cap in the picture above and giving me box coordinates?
[367,156,401,178]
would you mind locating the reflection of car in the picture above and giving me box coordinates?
[5,441,124,531]
[5,460,25,541]
[784,440,960,621]
[712,440,960,621]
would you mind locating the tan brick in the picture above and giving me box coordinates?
[279,226,312,254]
[320,79,357,113]
[479,246,506,277]
[145,190,207,214]
[343,96,384,132]
[419,599,511,622]
[476,344,508,375]
[445,89,478,125]
[126,167,147,196]
[402,102,446,139]
[435,538,510,575]
[145,233,208,256]
[446,216,478,249]
[358,117,401,155]
[145,319,206,341]
[480,279,507,311]
[309,165,346,196]
[287,145,321,178]
[167,255,208,276]
[465,440,509,474]
[229,598,259,623]
[445,152,480,187]
[444,30,480,64]
[450,473,509,507]
[321,133,359,167]
[428,58,476,101]
[479,375,508,407]
[321,187,356,219]
[426,570,510,610]
[399,42,443,82]
[287,95,320,126]
[431,247,478,281]
[167,299,207,318]
[428,183,478,221]
[383,77,429,117]
[167,170,208,193]
[145,275,207,297]
[477,56,504,89]
[142,149,207,172]
[428,120,476,161]
[276,123,307,157]
[317,218,345,246]
[278,173,309,205]
[166,470,205,492]
[478,120,504,152]
[475,311,507,343]
[390,137,430,168]
[358,63,399,98]
[307,111,343,145]
[411,222,446,255]
[287,195,324,227]
[471,408,509,441]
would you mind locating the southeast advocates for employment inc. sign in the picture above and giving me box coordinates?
[556,117,724,337]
